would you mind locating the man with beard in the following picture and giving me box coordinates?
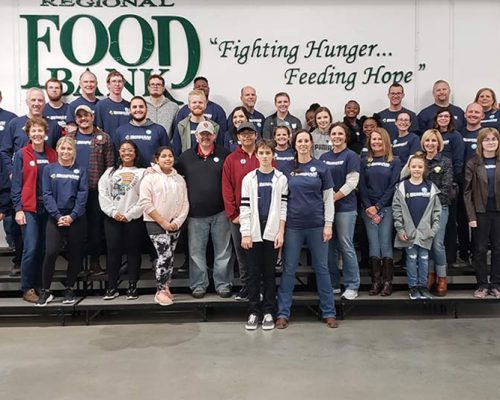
[67,104,114,274]
[43,78,69,127]
[418,80,465,132]
[172,90,219,156]
[115,96,170,168]
[94,70,130,138]
[174,76,227,140]
[145,74,179,140]
[66,70,100,133]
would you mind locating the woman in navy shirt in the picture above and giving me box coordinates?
[276,130,337,329]
[359,127,401,296]
[320,122,360,300]
[273,124,294,175]
[37,136,88,306]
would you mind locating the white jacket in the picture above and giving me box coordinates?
[239,169,288,242]
[98,166,145,221]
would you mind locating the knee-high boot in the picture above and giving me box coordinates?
[369,257,383,295]
[381,257,394,296]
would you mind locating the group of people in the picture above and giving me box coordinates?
[0,70,499,330]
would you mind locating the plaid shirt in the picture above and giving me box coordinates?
[68,127,114,191]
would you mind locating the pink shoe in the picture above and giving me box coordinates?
[164,287,175,300]
[154,290,173,306]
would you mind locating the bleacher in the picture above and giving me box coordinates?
[1,245,497,326]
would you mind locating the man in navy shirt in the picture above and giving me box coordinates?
[94,70,130,139]
[418,80,465,132]
[43,78,68,129]
[378,83,418,139]
[115,96,170,167]
[66,70,100,133]
[227,86,266,136]
[175,76,227,134]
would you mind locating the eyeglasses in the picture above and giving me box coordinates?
[149,83,164,87]
[483,137,498,142]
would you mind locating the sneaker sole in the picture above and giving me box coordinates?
[235,297,248,301]
[126,295,138,300]
[245,325,258,330]
[154,297,173,306]
[62,300,76,305]
[35,294,54,307]
[262,324,275,331]
[103,294,120,300]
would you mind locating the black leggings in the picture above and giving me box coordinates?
[42,216,87,289]
[104,217,145,288]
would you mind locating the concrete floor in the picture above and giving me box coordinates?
[1,314,500,400]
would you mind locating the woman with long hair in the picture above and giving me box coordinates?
[359,127,401,296]
[99,139,146,300]
[224,106,251,152]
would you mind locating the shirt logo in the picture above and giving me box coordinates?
[240,159,246,165]
[213,157,220,163]
[29,160,36,167]
[310,166,317,172]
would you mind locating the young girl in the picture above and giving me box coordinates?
[392,152,442,300]
[139,146,189,306]
[37,137,88,306]
[240,139,288,330]
[98,139,146,300]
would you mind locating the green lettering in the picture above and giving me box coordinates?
[60,15,109,65]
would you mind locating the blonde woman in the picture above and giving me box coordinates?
[37,136,88,306]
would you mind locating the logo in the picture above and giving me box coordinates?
[146,129,152,135]
[73,169,80,174]
[240,159,246,165]
[29,160,36,166]
[96,134,103,141]
[422,187,428,193]
[472,144,477,150]
[213,157,219,163]
[310,166,317,172]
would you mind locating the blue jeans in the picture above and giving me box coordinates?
[429,205,448,277]
[406,244,429,288]
[20,210,48,291]
[361,207,393,259]
[328,211,360,290]
[277,227,336,319]
[188,211,234,291]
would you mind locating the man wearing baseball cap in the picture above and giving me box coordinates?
[176,120,233,298]
[67,104,114,274]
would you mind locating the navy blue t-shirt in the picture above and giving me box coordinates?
[485,157,496,210]
[286,158,333,229]
[0,108,17,134]
[94,98,130,138]
[256,169,274,221]
[417,103,465,133]
[43,103,69,126]
[404,179,431,227]
[441,130,465,179]
[359,156,401,210]
[392,132,421,166]
[274,147,294,175]
[66,97,99,124]
[481,109,500,130]
[114,122,170,168]
[319,147,360,212]
[75,131,92,169]
[459,127,479,163]
[378,108,419,139]
[34,150,49,201]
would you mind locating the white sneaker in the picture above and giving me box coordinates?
[245,313,259,330]
[261,313,275,330]
[333,288,342,294]
[341,289,358,300]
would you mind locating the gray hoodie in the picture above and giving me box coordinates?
[392,180,441,250]
[146,97,179,139]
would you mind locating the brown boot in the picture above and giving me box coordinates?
[427,272,436,290]
[436,277,447,297]
[369,257,383,295]
[381,258,394,296]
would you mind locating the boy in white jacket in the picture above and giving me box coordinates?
[240,139,288,330]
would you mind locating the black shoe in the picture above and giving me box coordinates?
[90,263,105,275]
[235,286,248,301]
[126,283,138,300]
[418,286,433,299]
[62,288,76,304]
[409,287,420,300]
[103,288,120,300]
[35,290,54,307]
[192,287,206,299]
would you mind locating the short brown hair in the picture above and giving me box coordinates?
[106,70,124,83]
[256,139,275,154]
[44,78,62,91]
[477,127,500,157]
[25,117,48,135]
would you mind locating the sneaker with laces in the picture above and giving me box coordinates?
[490,288,500,298]
[235,286,248,301]
[22,288,39,303]
[192,287,206,299]
[474,288,489,299]
[217,287,232,298]
[62,288,76,304]
[154,290,173,306]
[36,290,54,307]
[341,289,358,300]
[409,287,421,300]
[245,313,259,330]
[126,283,138,300]
[261,313,275,330]
[418,286,433,299]
[103,288,119,300]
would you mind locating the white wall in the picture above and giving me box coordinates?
[1,0,499,122]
